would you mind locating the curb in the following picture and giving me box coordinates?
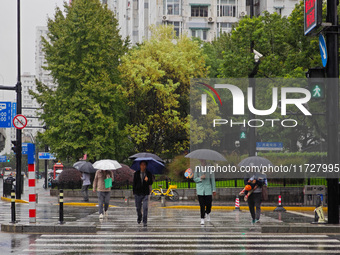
[1,223,97,234]
[164,205,327,211]
[262,224,340,234]
[1,196,29,204]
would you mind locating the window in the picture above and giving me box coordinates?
[217,0,237,17]
[191,6,208,17]
[217,22,234,37]
[167,21,181,37]
[191,29,208,41]
[164,0,180,15]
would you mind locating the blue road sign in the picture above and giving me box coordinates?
[0,155,6,162]
[0,102,13,128]
[22,143,28,155]
[319,34,328,67]
[38,152,56,160]
[256,142,283,151]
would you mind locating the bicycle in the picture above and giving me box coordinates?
[151,183,179,201]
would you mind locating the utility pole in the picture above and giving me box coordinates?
[325,0,339,224]
[248,0,256,156]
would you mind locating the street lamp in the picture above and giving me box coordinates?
[248,49,263,156]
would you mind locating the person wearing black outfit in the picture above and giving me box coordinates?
[133,161,153,227]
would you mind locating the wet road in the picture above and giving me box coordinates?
[1,180,340,254]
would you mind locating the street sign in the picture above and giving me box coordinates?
[319,34,328,67]
[13,114,27,129]
[22,143,28,155]
[304,0,322,35]
[256,142,283,151]
[0,155,6,162]
[38,152,56,160]
[0,102,13,128]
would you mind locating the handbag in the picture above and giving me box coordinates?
[104,177,112,189]
[261,185,268,201]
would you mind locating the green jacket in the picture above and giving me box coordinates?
[193,169,216,196]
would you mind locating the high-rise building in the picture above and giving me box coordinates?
[21,72,43,141]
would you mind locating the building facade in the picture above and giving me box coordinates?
[105,0,298,45]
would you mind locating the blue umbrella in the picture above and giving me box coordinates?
[131,157,165,174]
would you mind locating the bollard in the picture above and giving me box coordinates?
[233,196,241,211]
[59,189,64,224]
[124,196,129,206]
[10,189,16,223]
[161,196,166,207]
[274,195,286,212]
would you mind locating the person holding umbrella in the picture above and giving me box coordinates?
[132,160,153,227]
[193,159,216,225]
[185,149,225,225]
[93,169,114,219]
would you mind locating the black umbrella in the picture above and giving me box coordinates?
[73,161,96,174]
[129,152,164,163]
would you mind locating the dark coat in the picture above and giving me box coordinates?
[133,170,153,195]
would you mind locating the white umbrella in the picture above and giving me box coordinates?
[93,159,122,170]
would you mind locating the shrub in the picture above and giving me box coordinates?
[58,167,82,189]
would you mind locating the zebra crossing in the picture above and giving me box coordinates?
[19,205,340,254]
[21,233,340,254]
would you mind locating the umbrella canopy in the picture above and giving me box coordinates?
[73,161,96,174]
[185,149,227,161]
[93,159,122,171]
[238,156,273,167]
[130,157,165,175]
[129,152,164,163]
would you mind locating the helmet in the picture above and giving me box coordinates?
[245,184,252,191]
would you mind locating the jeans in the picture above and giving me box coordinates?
[198,195,212,219]
[135,194,149,223]
[97,191,110,214]
[81,185,89,201]
[247,192,262,220]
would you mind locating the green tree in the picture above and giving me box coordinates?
[30,0,129,162]
[119,26,207,157]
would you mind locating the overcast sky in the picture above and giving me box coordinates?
[0,0,65,100]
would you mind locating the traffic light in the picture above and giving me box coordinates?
[11,140,18,154]
[240,127,247,140]
[306,67,325,99]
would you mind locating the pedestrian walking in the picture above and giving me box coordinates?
[133,161,153,227]
[246,173,267,224]
[193,159,216,225]
[81,172,91,202]
[93,170,114,219]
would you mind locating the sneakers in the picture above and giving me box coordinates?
[239,191,245,196]
[99,213,104,219]
[244,195,249,201]
[255,219,260,223]
[200,219,205,225]
[104,211,108,217]
[143,223,147,227]
[205,213,211,221]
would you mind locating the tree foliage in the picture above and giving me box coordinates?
[30,0,129,162]
[119,26,207,157]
